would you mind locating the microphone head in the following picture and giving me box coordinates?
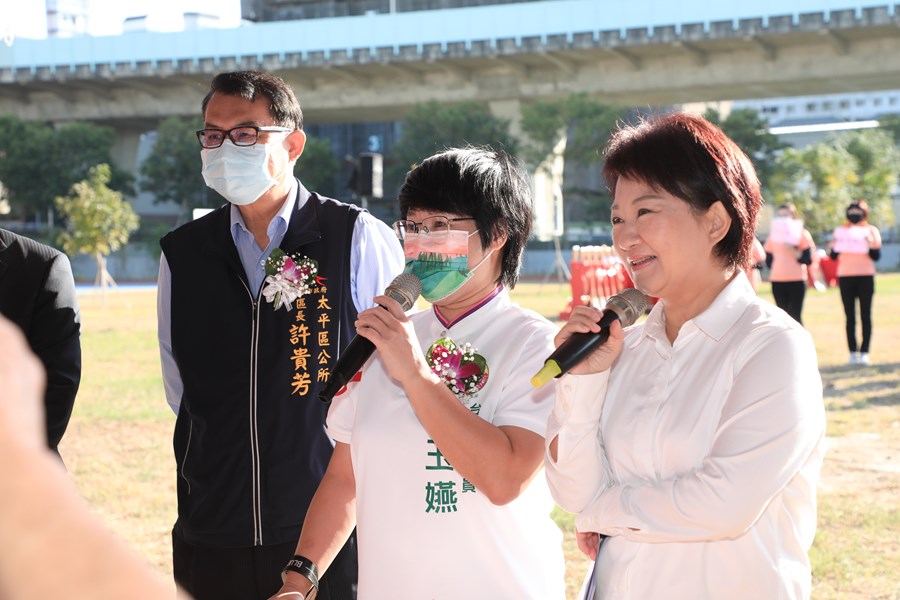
[385,272,422,311]
[605,287,647,327]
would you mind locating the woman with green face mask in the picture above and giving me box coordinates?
[273,146,566,600]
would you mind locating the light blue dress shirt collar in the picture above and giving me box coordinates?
[229,178,300,296]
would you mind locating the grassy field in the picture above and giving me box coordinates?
[60,275,900,599]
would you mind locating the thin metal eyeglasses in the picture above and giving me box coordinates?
[196,125,293,149]
[392,216,476,240]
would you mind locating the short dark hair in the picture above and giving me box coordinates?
[602,113,761,270]
[398,146,532,289]
[201,71,303,130]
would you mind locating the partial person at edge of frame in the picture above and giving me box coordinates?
[0,313,190,600]
[544,113,826,600]
[0,228,81,460]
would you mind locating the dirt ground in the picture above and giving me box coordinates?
[819,429,899,500]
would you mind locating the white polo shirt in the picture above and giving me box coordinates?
[328,288,566,600]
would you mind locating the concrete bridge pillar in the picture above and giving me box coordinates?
[110,126,145,175]
[487,98,523,140]
[487,98,566,242]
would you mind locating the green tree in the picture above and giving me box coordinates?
[56,121,135,197]
[878,113,900,144]
[520,93,624,171]
[388,101,519,192]
[842,128,899,228]
[0,116,132,221]
[704,107,787,194]
[0,116,51,219]
[139,116,217,224]
[770,129,898,236]
[520,94,626,231]
[294,135,340,197]
[55,164,140,292]
[770,140,858,236]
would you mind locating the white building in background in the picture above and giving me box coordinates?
[46,0,90,37]
[122,12,227,33]
[734,90,900,128]
[727,88,900,153]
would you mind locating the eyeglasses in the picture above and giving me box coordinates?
[392,216,476,240]
[196,125,293,149]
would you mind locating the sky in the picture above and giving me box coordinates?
[3,1,890,43]
[5,0,242,40]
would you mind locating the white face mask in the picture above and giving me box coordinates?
[201,140,280,206]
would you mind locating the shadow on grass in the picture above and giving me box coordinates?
[820,362,900,409]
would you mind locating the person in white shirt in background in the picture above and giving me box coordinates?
[544,113,826,600]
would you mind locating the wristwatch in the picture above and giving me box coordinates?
[282,555,319,600]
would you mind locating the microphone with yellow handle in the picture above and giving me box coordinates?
[531,287,647,387]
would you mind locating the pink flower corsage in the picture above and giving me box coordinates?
[426,336,489,402]
[261,249,318,311]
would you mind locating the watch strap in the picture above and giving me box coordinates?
[282,555,319,595]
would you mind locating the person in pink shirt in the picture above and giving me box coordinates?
[764,203,816,324]
[830,200,882,365]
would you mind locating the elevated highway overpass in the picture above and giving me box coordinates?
[4,0,900,275]
[3,1,900,129]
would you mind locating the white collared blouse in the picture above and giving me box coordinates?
[546,273,826,600]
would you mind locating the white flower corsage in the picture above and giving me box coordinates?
[261,249,318,311]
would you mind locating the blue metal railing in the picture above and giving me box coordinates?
[0,1,889,72]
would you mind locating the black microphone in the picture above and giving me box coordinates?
[531,287,646,387]
[318,272,422,404]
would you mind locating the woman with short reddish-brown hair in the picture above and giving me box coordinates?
[545,113,825,600]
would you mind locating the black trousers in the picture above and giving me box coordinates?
[173,528,357,600]
[771,280,807,325]
[838,275,875,353]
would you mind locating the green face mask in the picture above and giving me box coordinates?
[403,229,491,303]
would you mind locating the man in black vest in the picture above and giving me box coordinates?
[157,71,403,600]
